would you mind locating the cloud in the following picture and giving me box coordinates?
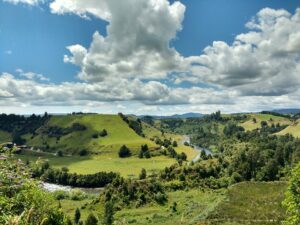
[53,0,187,82]
[16,69,50,81]
[185,8,300,96]
[3,0,44,6]
[0,71,236,107]
[2,2,300,114]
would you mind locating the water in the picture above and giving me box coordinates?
[181,135,213,162]
[41,182,103,195]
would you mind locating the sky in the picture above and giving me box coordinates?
[1,0,300,115]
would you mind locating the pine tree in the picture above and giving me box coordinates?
[74,208,81,224]
[103,201,114,225]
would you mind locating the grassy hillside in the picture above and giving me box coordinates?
[240,113,292,131]
[58,181,286,225]
[25,114,157,154]
[59,188,225,224]
[207,182,287,225]
[277,119,300,137]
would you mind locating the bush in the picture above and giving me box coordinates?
[79,149,88,156]
[118,145,131,158]
[139,168,147,180]
[183,142,189,146]
[85,213,98,225]
[57,150,64,157]
[92,133,98,139]
[70,190,88,201]
[154,192,167,205]
[99,129,108,137]
[52,190,69,200]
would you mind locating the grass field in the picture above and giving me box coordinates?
[57,181,287,225]
[240,114,292,131]
[207,181,287,225]
[114,189,225,225]
[25,114,157,154]
[276,119,300,137]
[60,188,225,225]
[17,150,176,178]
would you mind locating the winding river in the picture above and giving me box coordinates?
[181,135,213,162]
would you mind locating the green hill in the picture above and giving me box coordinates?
[24,114,157,155]
[276,119,300,137]
[240,113,292,131]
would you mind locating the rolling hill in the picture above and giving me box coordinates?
[24,114,157,155]
[276,119,300,137]
[240,113,292,131]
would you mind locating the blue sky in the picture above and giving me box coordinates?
[1,0,300,114]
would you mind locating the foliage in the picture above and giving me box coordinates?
[85,213,98,225]
[139,168,147,180]
[32,159,119,188]
[283,162,300,225]
[0,156,69,224]
[103,201,114,225]
[74,208,81,224]
[118,145,131,158]
[101,177,168,208]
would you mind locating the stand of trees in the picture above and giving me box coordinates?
[32,160,119,188]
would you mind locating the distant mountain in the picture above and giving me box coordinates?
[271,108,300,114]
[139,112,205,119]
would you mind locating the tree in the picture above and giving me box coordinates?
[99,129,108,137]
[57,150,63,157]
[74,208,81,224]
[172,141,178,147]
[144,150,151,158]
[171,202,177,212]
[261,120,268,128]
[252,118,257,123]
[283,162,300,225]
[85,213,98,225]
[12,133,26,145]
[139,168,147,180]
[118,145,131,158]
[103,201,114,225]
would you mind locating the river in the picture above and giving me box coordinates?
[41,182,103,195]
[181,135,213,162]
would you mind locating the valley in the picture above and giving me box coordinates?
[1,111,300,225]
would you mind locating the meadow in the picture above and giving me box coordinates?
[17,151,176,178]
[57,181,287,225]
[207,182,287,225]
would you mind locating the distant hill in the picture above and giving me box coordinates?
[271,108,300,114]
[139,112,205,119]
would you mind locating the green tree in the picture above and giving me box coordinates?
[172,141,178,147]
[283,162,300,225]
[103,201,114,225]
[144,150,151,158]
[118,145,131,158]
[99,129,108,137]
[74,208,81,224]
[139,168,147,180]
[85,213,98,225]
